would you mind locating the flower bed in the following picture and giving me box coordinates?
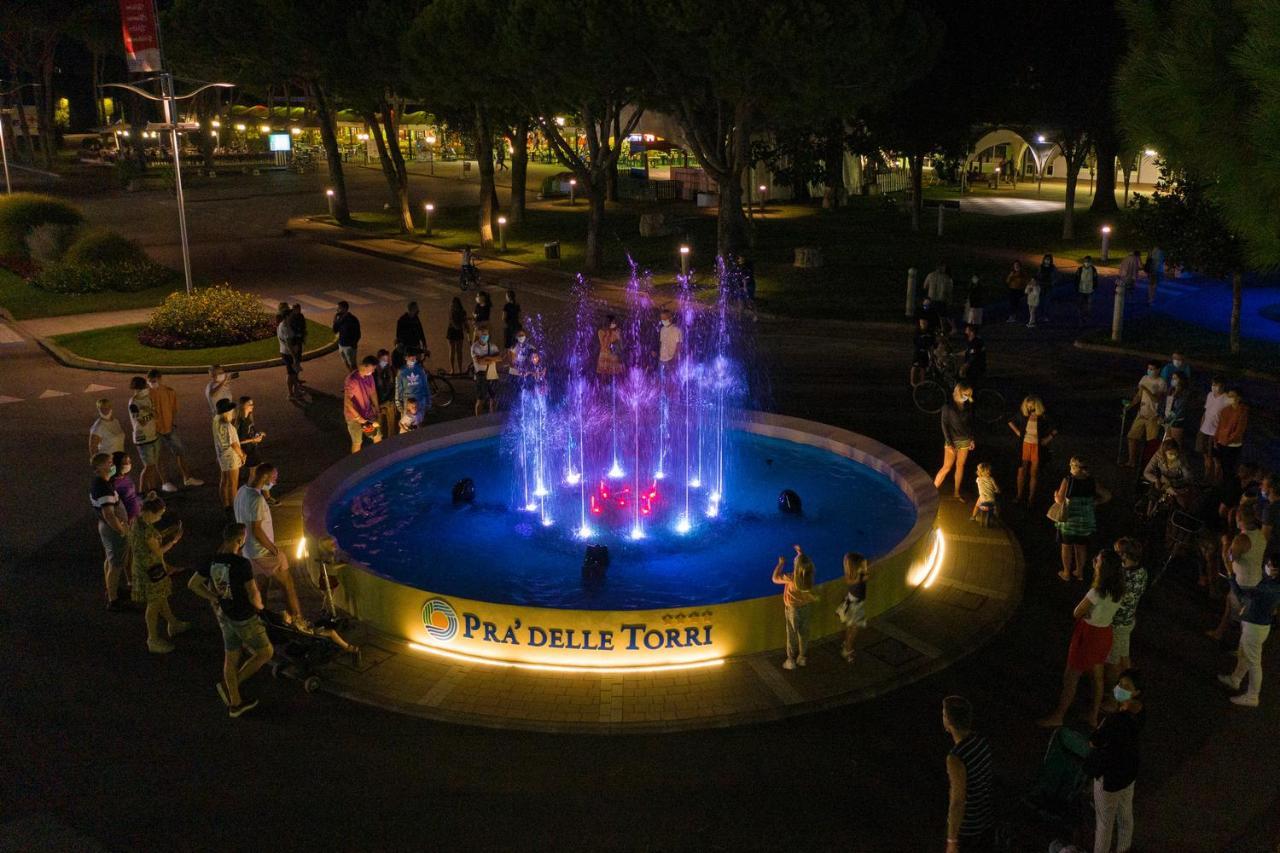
[139,285,274,349]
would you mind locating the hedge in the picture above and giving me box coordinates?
[31,261,177,295]
[63,228,150,267]
[0,193,84,258]
[139,285,274,349]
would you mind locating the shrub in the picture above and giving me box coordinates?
[139,285,273,349]
[26,222,79,263]
[63,227,150,267]
[31,261,177,294]
[0,192,84,258]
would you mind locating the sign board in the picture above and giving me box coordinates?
[268,133,292,152]
[118,0,162,73]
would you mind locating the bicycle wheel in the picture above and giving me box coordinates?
[912,380,947,415]
[973,388,1006,425]
[429,374,455,408]
[459,273,471,292]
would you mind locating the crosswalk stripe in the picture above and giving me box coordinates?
[0,395,21,404]
[359,286,408,301]
[381,280,430,295]
[324,289,376,305]
[291,293,338,310]
[38,389,70,399]
[0,323,22,344]
[84,383,115,393]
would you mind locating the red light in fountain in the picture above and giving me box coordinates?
[588,480,661,518]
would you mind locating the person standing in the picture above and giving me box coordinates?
[1074,255,1099,325]
[472,290,492,327]
[446,297,469,375]
[1053,457,1098,582]
[1212,389,1249,478]
[110,451,143,524]
[1209,504,1265,641]
[277,309,305,401]
[1219,557,1280,707]
[1197,375,1229,482]
[395,348,431,431]
[935,384,975,501]
[911,317,935,387]
[373,349,399,437]
[1163,372,1190,447]
[1124,361,1166,468]
[343,356,382,453]
[923,262,954,331]
[1158,351,1190,387]
[1088,669,1145,853]
[128,495,189,653]
[658,309,683,374]
[287,303,307,378]
[234,463,307,629]
[963,274,984,327]
[92,452,132,611]
[332,300,362,371]
[204,364,236,415]
[1039,549,1126,729]
[1005,260,1028,323]
[89,398,127,461]
[1024,275,1042,329]
[394,301,427,369]
[1118,250,1142,300]
[234,396,266,486]
[1145,245,1165,305]
[212,398,246,516]
[1007,396,1056,505]
[127,376,163,494]
[188,523,273,718]
[508,328,534,386]
[1034,253,1056,324]
[598,315,623,377]
[839,552,870,663]
[502,289,522,349]
[771,544,817,669]
[146,369,203,491]
[943,695,995,853]
[960,325,985,382]
[1105,539,1148,690]
[470,327,503,416]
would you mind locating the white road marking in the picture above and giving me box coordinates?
[290,293,338,309]
[0,395,22,404]
[359,287,408,301]
[0,323,22,344]
[324,290,375,305]
[84,383,115,393]
[38,389,70,399]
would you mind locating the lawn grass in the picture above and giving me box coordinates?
[1079,315,1280,374]
[0,268,180,320]
[52,319,331,367]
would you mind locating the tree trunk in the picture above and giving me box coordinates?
[1122,163,1133,206]
[381,105,413,232]
[363,108,413,232]
[606,112,621,201]
[1090,138,1119,214]
[1230,271,1242,354]
[311,81,350,224]
[473,104,499,247]
[507,117,529,227]
[908,153,924,232]
[822,128,844,209]
[194,92,216,170]
[1060,143,1088,240]
[715,174,749,263]
[39,55,56,169]
[585,179,606,273]
[125,84,148,171]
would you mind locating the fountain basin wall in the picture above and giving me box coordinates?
[303,412,939,667]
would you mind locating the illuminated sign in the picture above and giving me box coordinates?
[269,133,292,152]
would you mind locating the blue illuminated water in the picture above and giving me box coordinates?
[327,430,917,610]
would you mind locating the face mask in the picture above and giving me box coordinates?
[1147,369,1156,378]
[475,298,482,305]
[108,465,117,478]
[610,323,617,329]
[480,335,489,343]
[516,336,526,344]
[1165,453,1178,462]
[660,319,669,327]
[379,359,389,368]
[1113,686,1133,703]
[1172,359,1182,367]
[1171,378,1181,387]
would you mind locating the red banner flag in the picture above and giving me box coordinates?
[119,0,162,73]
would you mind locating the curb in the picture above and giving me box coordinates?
[1072,338,1280,382]
[35,331,339,375]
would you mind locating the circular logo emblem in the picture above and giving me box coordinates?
[421,598,458,642]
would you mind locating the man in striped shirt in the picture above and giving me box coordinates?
[944,695,994,851]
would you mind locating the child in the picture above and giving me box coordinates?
[911,317,934,386]
[771,544,818,670]
[1025,277,1042,328]
[398,397,423,433]
[838,552,870,663]
[972,462,1000,523]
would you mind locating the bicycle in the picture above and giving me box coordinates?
[428,369,455,408]
[912,344,1006,424]
[459,264,479,292]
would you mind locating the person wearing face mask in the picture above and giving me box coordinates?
[1162,371,1189,446]
[212,398,246,516]
[395,347,432,431]
[89,398,126,461]
[1124,361,1166,468]
[470,326,502,416]
[373,348,398,437]
[1219,557,1280,707]
[1197,375,1229,482]
[472,290,492,326]
[1158,351,1190,387]
[1212,388,1248,478]
[1074,255,1098,325]
[128,494,188,653]
[596,315,623,377]
[110,451,143,523]
[205,364,237,415]
[92,452,132,611]
[507,327,533,386]
[1086,668,1145,853]
[934,383,976,501]
[1142,439,1195,512]
[234,463,309,631]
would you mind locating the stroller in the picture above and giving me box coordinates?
[1023,727,1094,829]
[262,549,361,693]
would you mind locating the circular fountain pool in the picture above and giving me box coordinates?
[304,413,938,669]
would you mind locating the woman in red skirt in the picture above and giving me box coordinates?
[1038,549,1127,729]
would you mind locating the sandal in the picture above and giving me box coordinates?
[1057,572,1071,582]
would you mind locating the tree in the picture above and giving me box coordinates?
[1116,0,1280,268]
[644,0,928,261]
[1130,170,1247,353]
[0,1,72,169]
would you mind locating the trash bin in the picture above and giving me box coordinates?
[544,241,561,260]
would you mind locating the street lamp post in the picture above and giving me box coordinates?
[498,215,508,252]
[423,202,434,237]
[1100,225,1112,263]
[569,178,577,205]
[679,244,690,277]
[326,188,336,218]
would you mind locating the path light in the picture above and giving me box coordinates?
[568,177,577,205]
[498,215,508,252]
[425,134,436,145]
[290,126,301,135]
[1037,134,1047,143]
[1143,148,1157,157]
[1100,224,1112,262]
[325,188,336,218]
[758,184,768,209]
[423,202,434,236]
[234,123,246,132]
[211,119,221,129]
[259,124,270,134]
[679,243,690,277]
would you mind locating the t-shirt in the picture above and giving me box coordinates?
[659,323,683,363]
[149,383,178,435]
[199,552,257,621]
[205,378,234,415]
[90,415,126,456]
[233,486,273,559]
[1135,375,1166,419]
[923,270,953,303]
[1078,265,1097,294]
[977,474,999,503]
[471,340,500,374]
[91,476,121,519]
[128,390,159,445]
[1085,588,1122,627]
[1113,566,1148,628]
[212,415,240,457]
[277,320,292,356]
[1199,390,1229,436]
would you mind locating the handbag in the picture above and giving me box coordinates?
[1046,501,1066,523]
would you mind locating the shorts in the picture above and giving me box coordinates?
[346,418,381,449]
[475,373,498,402]
[947,438,973,451]
[216,611,272,654]
[1066,619,1113,672]
[839,596,867,628]
[280,352,298,376]
[1127,415,1159,442]
[1020,441,1040,463]
[217,449,243,473]
[136,440,161,466]
[158,429,186,457]
[249,550,288,579]
[98,520,128,568]
[1195,431,1214,454]
[1107,622,1134,664]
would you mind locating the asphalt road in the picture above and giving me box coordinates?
[1,175,1278,851]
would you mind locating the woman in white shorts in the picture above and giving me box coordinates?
[839,552,871,663]
[212,399,246,513]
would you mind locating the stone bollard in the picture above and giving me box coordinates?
[1111,279,1126,342]
[906,267,918,317]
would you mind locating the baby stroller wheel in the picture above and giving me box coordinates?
[270,661,282,679]
[304,676,321,693]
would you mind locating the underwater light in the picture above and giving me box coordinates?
[674,515,692,534]
[689,477,702,489]
[629,526,645,541]
[565,471,582,486]
[607,461,626,479]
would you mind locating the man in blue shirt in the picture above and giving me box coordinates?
[1158,351,1190,388]
[395,348,431,431]
[1220,557,1280,707]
